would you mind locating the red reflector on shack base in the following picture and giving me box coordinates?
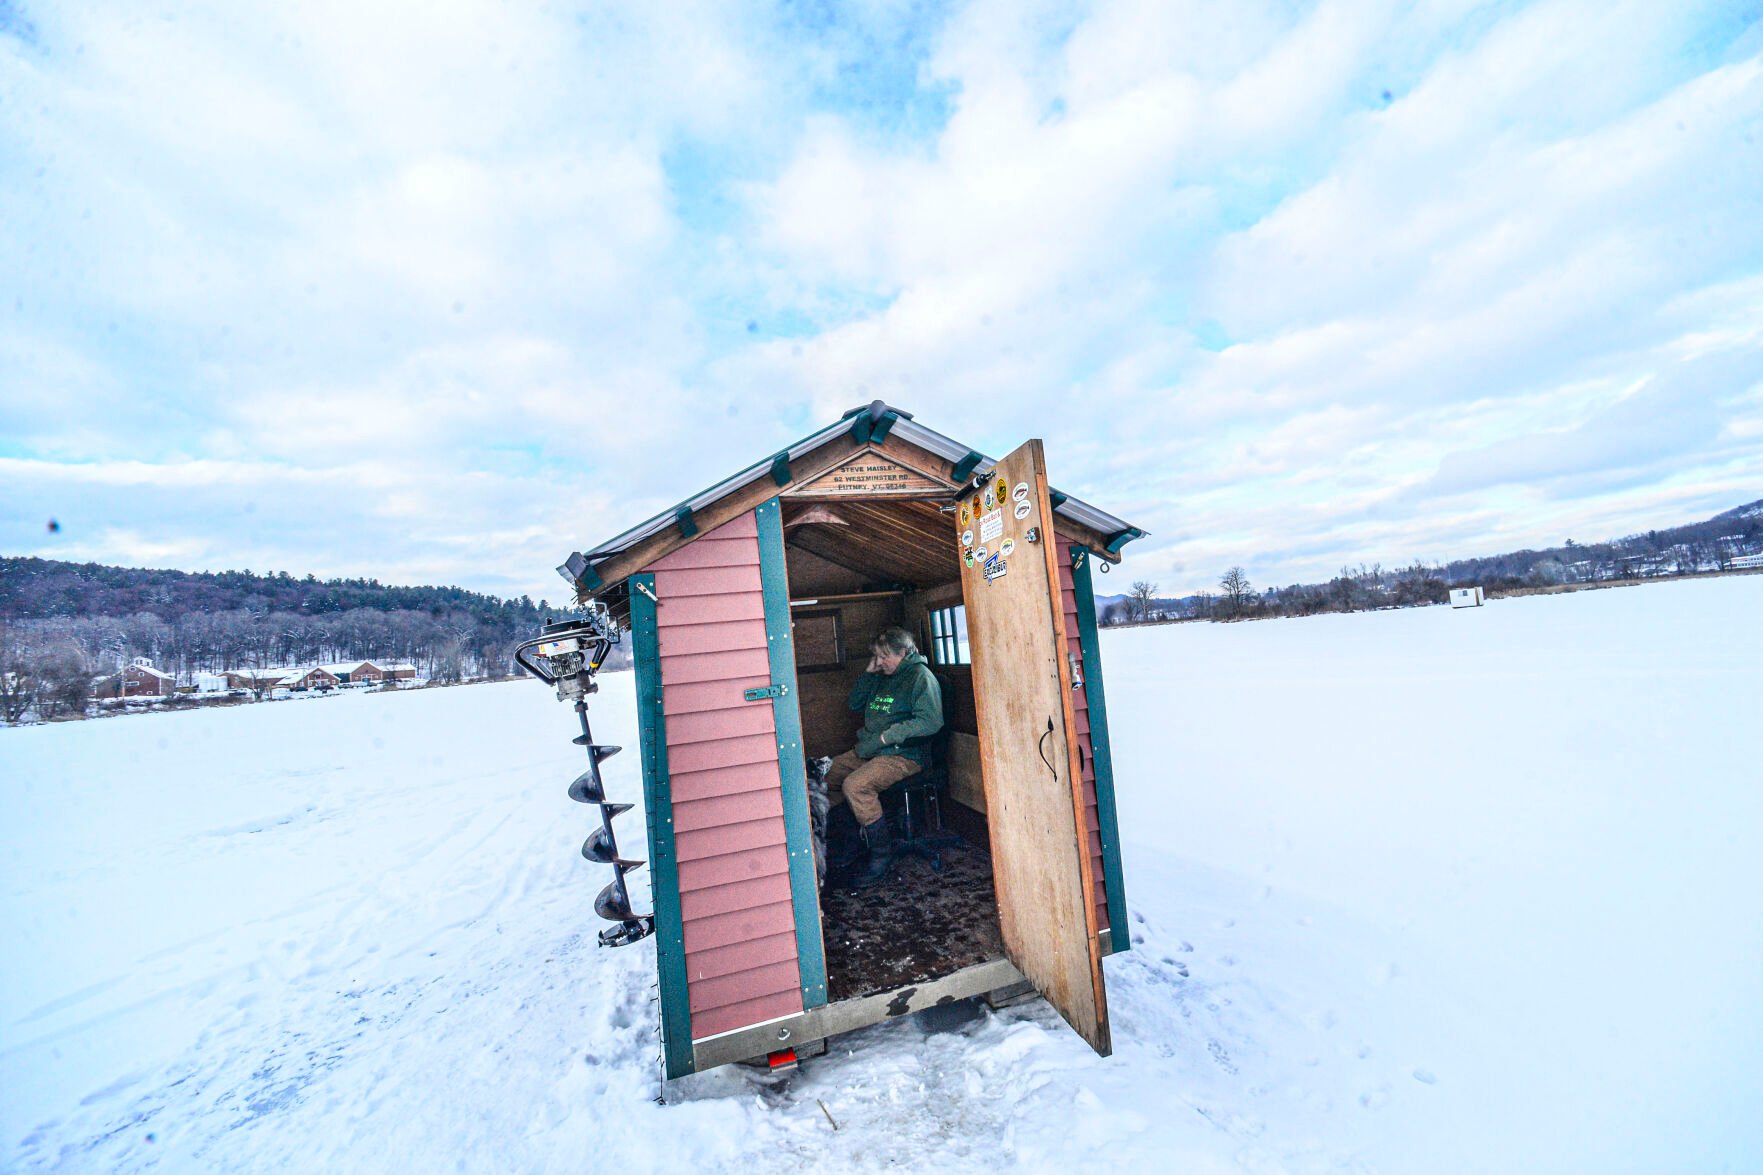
[766,1048,799,1073]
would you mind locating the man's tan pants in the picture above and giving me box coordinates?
[825,750,920,826]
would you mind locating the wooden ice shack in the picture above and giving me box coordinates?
[561,402,1146,1079]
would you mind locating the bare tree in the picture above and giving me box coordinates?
[1129,581,1158,622]
[1219,566,1253,617]
[0,622,40,724]
[34,643,93,720]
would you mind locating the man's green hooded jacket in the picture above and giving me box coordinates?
[848,651,943,767]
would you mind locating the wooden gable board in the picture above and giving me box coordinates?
[784,446,951,499]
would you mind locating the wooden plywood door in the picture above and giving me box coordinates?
[955,440,1111,1057]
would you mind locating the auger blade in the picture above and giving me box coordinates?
[594,877,640,923]
[598,916,654,948]
[600,802,633,820]
[581,827,644,870]
[571,738,623,762]
[568,770,607,804]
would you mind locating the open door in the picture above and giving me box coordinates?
[954,439,1111,1056]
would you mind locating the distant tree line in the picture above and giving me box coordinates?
[1100,499,1763,626]
[0,558,629,721]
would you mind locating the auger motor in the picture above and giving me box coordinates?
[515,609,655,948]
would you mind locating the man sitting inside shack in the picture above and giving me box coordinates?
[825,626,944,889]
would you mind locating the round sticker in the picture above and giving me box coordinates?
[960,504,970,525]
[982,489,994,511]
[1012,481,1030,502]
[1000,538,1016,557]
[974,545,988,561]
[1014,500,1033,520]
[961,529,974,545]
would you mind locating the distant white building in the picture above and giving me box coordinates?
[1450,587,1485,608]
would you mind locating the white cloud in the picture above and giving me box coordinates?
[2,0,1759,601]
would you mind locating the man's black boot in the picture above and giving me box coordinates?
[850,817,894,890]
[827,803,864,872]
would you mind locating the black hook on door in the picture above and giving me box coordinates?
[1037,716,1057,780]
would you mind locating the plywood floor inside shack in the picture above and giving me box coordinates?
[820,832,1005,1002]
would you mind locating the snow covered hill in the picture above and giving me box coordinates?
[3,576,1759,1173]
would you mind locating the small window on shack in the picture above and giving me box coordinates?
[928,604,970,665]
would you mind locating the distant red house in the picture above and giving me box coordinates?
[224,669,285,691]
[277,667,340,692]
[321,661,384,684]
[94,661,175,699]
[383,664,417,681]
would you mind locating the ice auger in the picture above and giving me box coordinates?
[515,610,654,948]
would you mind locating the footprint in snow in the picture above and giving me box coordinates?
[1412,1069,1437,1085]
[1359,1086,1390,1110]
[1206,1039,1238,1075]
[1178,940,1193,953]
[1158,957,1189,978]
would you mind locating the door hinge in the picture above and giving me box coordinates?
[633,581,659,604]
[744,683,789,701]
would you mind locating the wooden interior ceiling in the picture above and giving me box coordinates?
[783,498,960,587]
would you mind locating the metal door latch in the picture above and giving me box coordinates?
[633,581,659,604]
[744,683,789,701]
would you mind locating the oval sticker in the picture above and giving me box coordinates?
[961,529,974,546]
[1000,537,1016,557]
[974,545,989,561]
[1013,500,1033,520]
[1012,481,1030,502]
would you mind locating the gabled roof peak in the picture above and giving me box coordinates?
[559,403,1145,593]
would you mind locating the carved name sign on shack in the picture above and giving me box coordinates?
[557,402,1147,1080]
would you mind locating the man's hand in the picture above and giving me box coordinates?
[865,653,883,674]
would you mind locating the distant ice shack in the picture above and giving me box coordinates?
[557,402,1147,1079]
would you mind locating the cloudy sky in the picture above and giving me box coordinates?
[3,0,1760,604]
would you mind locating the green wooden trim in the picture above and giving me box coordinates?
[1071,547,1130,954]
[755,498,829,1008]
[631,573,694,1076]
[950,450,985,483]
[770,451,793,486]
[1048,490,1069,510]
[870,409,898,442]
[675,506,699,539]
[1104,526,1144,555]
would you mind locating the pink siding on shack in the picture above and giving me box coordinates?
[651,510,804,1040]
[1057,535,1110,936]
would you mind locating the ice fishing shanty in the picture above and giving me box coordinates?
[545,402,1145,1079]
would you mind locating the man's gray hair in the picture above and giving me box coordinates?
[871,626,917,655]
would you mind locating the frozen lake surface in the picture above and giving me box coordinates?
[3,575,1759,1173]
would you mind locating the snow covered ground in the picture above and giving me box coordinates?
[2,575,1759,1173]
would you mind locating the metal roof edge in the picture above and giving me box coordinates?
[572,403,1146,575]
